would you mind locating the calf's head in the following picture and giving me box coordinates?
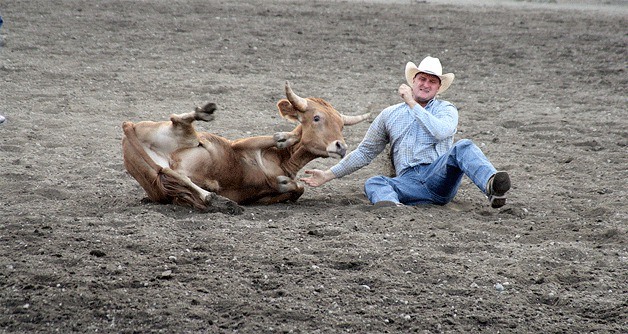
[276,82,369,159]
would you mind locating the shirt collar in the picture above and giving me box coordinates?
[425,98,437,109]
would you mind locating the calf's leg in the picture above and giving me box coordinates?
[164,102,217,149]
[160,167,243,215]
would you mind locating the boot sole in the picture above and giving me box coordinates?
[489,171,511,208]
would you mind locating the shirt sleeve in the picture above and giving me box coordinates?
[411,101,458,140]
[330,110,390,178]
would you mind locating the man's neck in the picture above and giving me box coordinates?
[417,98,434,108]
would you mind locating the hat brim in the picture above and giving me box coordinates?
[405,62,455,95]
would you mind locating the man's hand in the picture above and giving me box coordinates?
[300,169,336,187]
[398,84,417,109]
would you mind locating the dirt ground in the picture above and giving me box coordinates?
[1,0,626,332]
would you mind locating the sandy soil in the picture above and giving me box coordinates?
[0,0,626,332]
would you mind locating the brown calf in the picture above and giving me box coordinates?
[121,82,369,214]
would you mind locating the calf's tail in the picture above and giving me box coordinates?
[122,121,169,203]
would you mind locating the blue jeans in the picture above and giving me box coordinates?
[364,139,497,205]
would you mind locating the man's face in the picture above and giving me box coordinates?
[412,72,441,104]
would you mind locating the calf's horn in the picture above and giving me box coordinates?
[285,81,308,111]
[342,112,371,125]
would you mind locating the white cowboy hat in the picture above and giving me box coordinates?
[405,56,455,94]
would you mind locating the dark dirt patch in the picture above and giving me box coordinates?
[1,0,626,332]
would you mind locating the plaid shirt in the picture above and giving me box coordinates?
[331,99,458,178]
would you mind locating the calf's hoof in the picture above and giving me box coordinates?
[204,192,244,215]
[276,175,298,193]
[194,102,217,122]
[273,132,298,149]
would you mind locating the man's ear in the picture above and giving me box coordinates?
[277,99,299,123]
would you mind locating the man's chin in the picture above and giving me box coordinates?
[416,94,436,103]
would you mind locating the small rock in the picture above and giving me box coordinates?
[159,270,173,279]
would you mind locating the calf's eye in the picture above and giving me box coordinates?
[313,115,321,122]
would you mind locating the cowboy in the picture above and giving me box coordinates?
[300,56,511,208]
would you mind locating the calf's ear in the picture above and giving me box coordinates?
[277,99,300,123]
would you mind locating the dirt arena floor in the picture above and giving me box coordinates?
[1,0,626,332]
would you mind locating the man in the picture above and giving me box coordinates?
[300,56,511,208]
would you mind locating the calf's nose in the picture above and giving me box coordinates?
[335,141,347,157]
